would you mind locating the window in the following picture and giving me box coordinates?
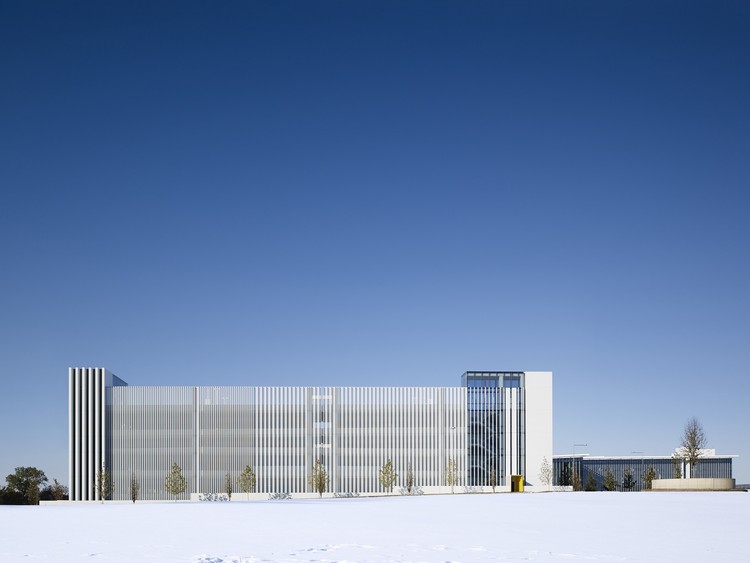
[503,375,520,388]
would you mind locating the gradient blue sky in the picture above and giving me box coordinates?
[2,1,748,486]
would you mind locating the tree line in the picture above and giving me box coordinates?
[1,456,454,504]
[1,467,68,505]
[86,455,462,502]
[160,455,457,500]
[6,418,708,502]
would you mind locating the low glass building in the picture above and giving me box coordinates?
[553,452,735,491]
[68,368,552,500]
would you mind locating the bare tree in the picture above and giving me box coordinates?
[671,453,683,479]
[680,417,707,478]
[488,465,497,493]
[445,458,458,494]
[238,465,257,501]
[538,457,553,490]
[129,473,140,503]
[309,459,329,498]
[405,462,414,495]
[51,479,68,501]
[224,472,233,500]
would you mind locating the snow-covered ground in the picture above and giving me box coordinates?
[1,492,747,562]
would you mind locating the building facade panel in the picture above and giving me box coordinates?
[69,368,552,500]
[524,371,553,487]
[111,386,195,500]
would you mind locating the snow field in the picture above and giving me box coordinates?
[0,492,747,562]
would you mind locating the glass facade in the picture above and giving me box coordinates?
[553,455,734,491]
[553,455,583,488]
[463,371,525,487]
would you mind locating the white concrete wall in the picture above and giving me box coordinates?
[652,478,736,491]
[523,371,553,487]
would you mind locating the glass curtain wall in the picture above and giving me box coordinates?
[463,372,525,487]
[553,456,733,491]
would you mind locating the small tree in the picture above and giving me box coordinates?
[45,479,68,500]
[445,458,458,494]
[538,457,553,490]
[642,465,656,490]
[238,465,257,501]
[50,478,68,501]
[572,469,582,491]
[309,459,329,498]
[164,462,187,501]
[603,468,617,491]
[488,465,497,493]
[622,467,636,491]
[585,471,597,491]
[129,473,140,503]
[96,466,113,502]
[559,464,572,487]
[671,453,683,479]
[405,462,414,495]
[378,458,398,494]
[224,472,233,500]
[680,417,707,478]
[40,479,69,501]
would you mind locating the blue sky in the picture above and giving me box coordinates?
[1,1,748,485]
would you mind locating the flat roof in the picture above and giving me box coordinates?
[554,454,738,460]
